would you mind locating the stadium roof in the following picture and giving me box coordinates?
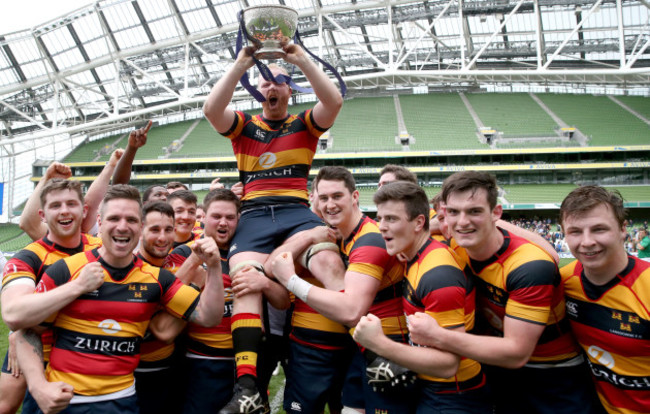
[0,0,649,144]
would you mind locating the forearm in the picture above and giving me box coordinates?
[82,162,117,233]
[190,264,224,327]
[2,284,84,331]
[372,335,459,379]
[19,179,48,240]
[203,62,249,130]
[149,311,186,343]
[296,57,342,113]
[262,279,290,310]
[174,253,205,285]
[304,286,366,327]
[15,329,47,389]
[112,145,137,185]
[425,328,531,369]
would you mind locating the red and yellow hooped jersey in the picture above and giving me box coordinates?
[453,228,580,365]
[404,238,483,387]
[37,249,199,396]
[223,110,326,207]
[561,258,650,414]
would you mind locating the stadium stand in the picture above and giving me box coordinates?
[64,133,126,163]
[399,93,485,150]
[535,94,649,146]
[329,97,399,152]
[465,93,558,137]
[0,232,33,253]
[502,184,650,204]
[613,95,650,121]
[0,224,24,244]
[176,119,236,158]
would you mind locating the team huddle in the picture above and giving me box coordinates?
[0,41,648,414]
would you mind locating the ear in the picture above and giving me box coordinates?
[414,214,426,233]
[82,203,89,220]
[38,209,46,223]
[352,190,359,205]
[492,204,503,223]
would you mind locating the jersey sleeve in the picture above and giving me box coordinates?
[2,250,41,289]
[158,268,200,320]
[221,111,248,140]
[505,259,558,325]
[347,232,391,282]
[35,259,74,326]
[164,244,192,274]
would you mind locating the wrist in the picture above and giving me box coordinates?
[287,274,312,302]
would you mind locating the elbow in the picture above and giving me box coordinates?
[151,329,177,344]
[503,354,530,369]
[331,94,343,114]
[3,313,26,332]
[343,309,364,328]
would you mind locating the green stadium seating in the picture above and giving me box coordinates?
[176,119,236,158]
[0,224,24,244]
[466,93,558,136]
[535,94,649,146]
[329,97,398,152]
[64,133,125,162]
[502,184,578,203]
[614,96,650,121]
[399,94,484,150]
[0,232,34,253]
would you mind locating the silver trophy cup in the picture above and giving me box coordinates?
[242,4,299,60]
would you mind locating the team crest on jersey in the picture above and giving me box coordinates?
[258,152,277,169]
[98,319,122,334]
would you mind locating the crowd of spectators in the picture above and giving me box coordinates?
[506,216,649,256]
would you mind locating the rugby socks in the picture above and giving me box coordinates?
[232,313,263,384]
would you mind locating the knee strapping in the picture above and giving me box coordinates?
[229,260,265,277]
[298,242,339,271]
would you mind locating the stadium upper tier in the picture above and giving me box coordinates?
[63,92,649,162]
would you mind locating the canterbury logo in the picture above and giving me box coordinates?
[258,152,277,169]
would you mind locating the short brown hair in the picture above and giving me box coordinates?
[40,179,84,208]
[101,184,142,218]
[560,185,626,228]
[203,189,241,213]
[441,171,498,210]
[167,189,197,206]
[315,166,356,194]
[379,165,418,184]
[374,181,429,231]
[143,201,174,224]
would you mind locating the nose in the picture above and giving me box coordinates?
[377,218,388,232]
[456,212,470,226]
[581,230,596,247]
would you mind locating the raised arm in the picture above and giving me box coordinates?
[112,120,152,185]
[283,44,343,129]
[19,162,72,241]
[203,48,256,133]
[82,149,123,233]
[187,238,225,327]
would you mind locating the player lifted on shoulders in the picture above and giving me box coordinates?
[203,39,344,414]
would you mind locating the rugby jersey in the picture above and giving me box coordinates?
[561,257,650,414]
[37,249,199,396]
[222,110,326,207]
[404,238,484,389]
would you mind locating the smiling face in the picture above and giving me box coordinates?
[203,200,239,249]
[39,189,87,247]
[99,198,142,267]
[444,188,502,257]
[317,179,359,237]
[376,200,424,259]
[258,67,291,120]
[562,203,628,284]
[169,198,197,242]
[141,211,175,265]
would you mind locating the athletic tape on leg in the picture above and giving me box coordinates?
[298,242,339,271]
[229,260,266,277]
